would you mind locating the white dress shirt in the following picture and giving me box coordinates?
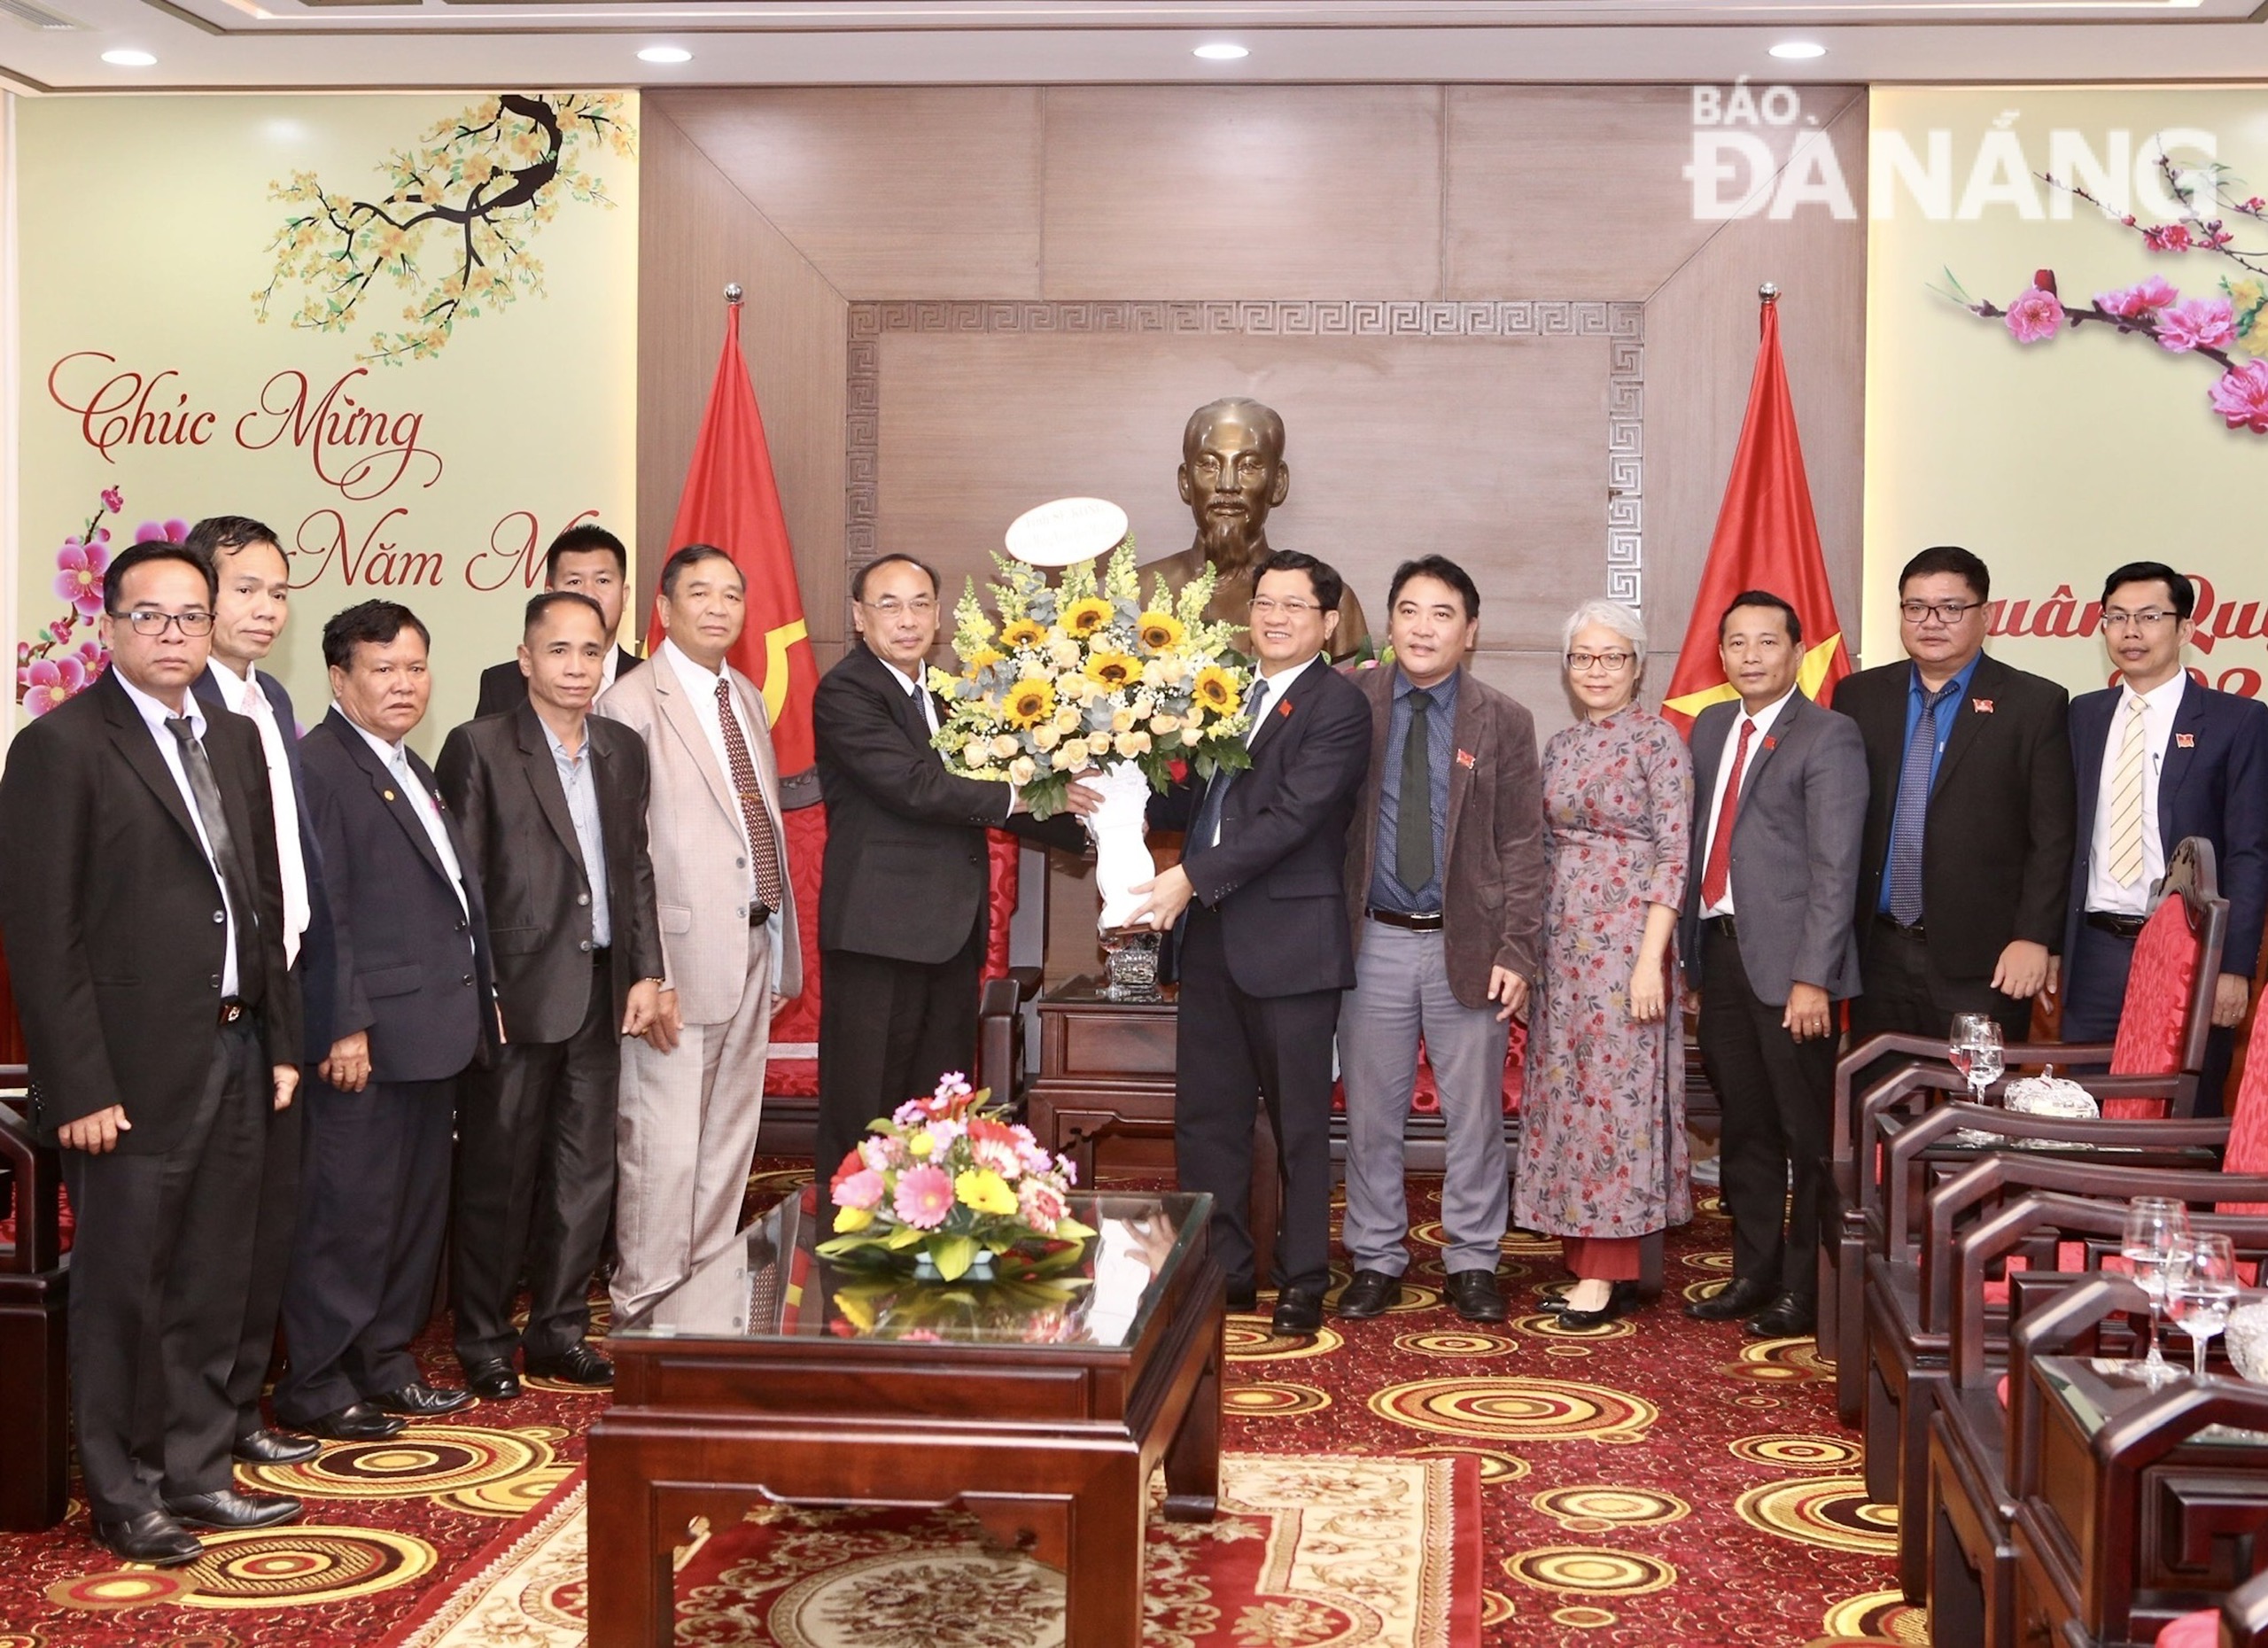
[878,655,941,735]
[341,711,472,919]
[1698,686,1797,919]
[116,672,240,997]
[600,645,622,698]
[660,638,757,903]
[2086,671,2186,915]
[208,658,311,967]
[1200,654,1317,849]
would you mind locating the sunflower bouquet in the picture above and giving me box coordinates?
[926,539,1255,822]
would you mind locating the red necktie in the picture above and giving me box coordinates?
[1698,718,1754,910]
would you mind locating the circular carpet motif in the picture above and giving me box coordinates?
[1369,1377,1656,1443]
[444,1463,577,1518]
[175,1527,436,1609]
[768,1551,1067,1648]
[1516,1310,1635,1341]
[1503,1546,1676,1597]
[1819,1588,1931,1643]
[1478,1589,1516,1626]
[244,1426,554,1501]
[1531,1486,1692,1532]
[1554,1604,1619,1629]
[1223,1321,1345,1362]
[1222,1382,1331,1417]
[46,1568,197,1612]
[1403,1443,1529,1482]
[1394,1329,1519,1358]
[1723,1337,1835,1383]
[1731,1432,1866,1473]
[1736,1477,1899,1554]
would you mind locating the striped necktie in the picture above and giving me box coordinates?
[2107,693,2149,886]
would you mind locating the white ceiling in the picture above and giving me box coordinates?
[4,0,2267,92]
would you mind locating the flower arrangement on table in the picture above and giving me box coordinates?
[820,1073,1096,1283]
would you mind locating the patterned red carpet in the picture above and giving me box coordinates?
[0,1165,1922,1647]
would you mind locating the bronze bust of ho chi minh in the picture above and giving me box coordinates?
[1140,397,1371,661]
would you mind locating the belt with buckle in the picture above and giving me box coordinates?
[2086,910,2148,940]
[1877,913,1928,940]
[590,944,612,966]
[1704,913,1739,943]
[218,999,247,1025]
[1367,907,1444,932]
[750,905,772,928]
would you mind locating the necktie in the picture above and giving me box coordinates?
[1889,680,1961,925]
[242,681,309,967]
[1698,718,1753,911]
[1194,677,1271,849]
[716,678,786,913]
[2107,693,2149,886]
[1397,688,1436,893]
[165,717,258,983]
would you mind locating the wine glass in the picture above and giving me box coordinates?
[2170,1232,2241,1380]
[2122,1196,2194,1386]
[1948,1013,2005,1103]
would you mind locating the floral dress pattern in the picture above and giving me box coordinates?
[1514,707,1695,1240]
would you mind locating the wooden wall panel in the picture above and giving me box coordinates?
[655,89,1043,300]
[1038,87,1444,299]
[637,105,850,657]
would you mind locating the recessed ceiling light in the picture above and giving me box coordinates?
[1768,41,1828,59]
[101,48,156,66]
[637,45,692,64]
[1192,42,1249,61]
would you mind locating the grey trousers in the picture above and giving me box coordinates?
[1339,920,1512,1277]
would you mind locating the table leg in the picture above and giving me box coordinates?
[1065,1452,1147,1648]
[586,1453,674,1647]
[1163,1307,1223,1522]
[964,1492,1072,1572]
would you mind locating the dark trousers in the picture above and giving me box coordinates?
[1173,904,1340,1295]
[276,1073,458,1423]
[2062,915,2236,1115]
[1697,924,1836,1300]
[815,914,984,1188]
[1850,917,2033,1048]
[226,1092,302,1436]
[62,1014,265,1520]
[452,959,619,1366]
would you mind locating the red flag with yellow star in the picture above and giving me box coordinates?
[1661,292,1851,731]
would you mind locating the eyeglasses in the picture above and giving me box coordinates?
[1249,596,1320,618]
[113,609,215,637]
[1566,649,1635,672]
[863,597,936,618]
[2101,607,2179,632]
[1899,599,1984,626]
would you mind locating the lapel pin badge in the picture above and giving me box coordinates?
[1763,735,1778,751]
[1278,698,1293,718]
[1456,748,1477,769]
[2178,732,2196,748]
[1972,698,1994,714]
[383,789,397,801]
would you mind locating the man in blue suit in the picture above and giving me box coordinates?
[2061,561,2268,1114]
[186,517,326,1467]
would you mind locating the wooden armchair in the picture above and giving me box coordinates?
[976,967,1044,1117]
[0,1065,69,1531]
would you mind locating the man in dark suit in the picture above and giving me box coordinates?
[438,593,664,1396]
[1678,592,1868,1340]
[1129,549,1373,1339]
[1335,556,1545,1326]
[1838,545,2077,1048]
[811,553,1098,1195]
[2061,561,2268,1110]
[473,524,641,719]
[0,541,305,1565]
[185,515,326,1469]
[276,601,495,1440]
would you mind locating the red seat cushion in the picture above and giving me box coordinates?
[2221,1004,2268,1213]
[2103,897,2202,1116]
[2156,1609,2220,1648]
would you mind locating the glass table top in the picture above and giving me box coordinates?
[614,1190,1210,1350]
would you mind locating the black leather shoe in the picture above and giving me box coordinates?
[93,1510,203,1567]
[1334,1269,1403,1319]
[1744,1292,1819,1339]
[234,1427,320,1465]
[1559,1281,1638,1332]
[524,1343,613,1388]
[370,1381,475,1418]
[1685,1275,1776,1322]
[164,1489,303,1531]
[1270,1286,1325,1338]
[303,1402,406,1442]
[1225,1281,1259,1314]
[462,1358,523,1401]
[1445,1269,1509,1324]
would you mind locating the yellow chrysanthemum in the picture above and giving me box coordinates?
[1192,665,1242,719]
[999,618,1046,649]
[1137,610,1186,653]
[1062,596,1115,639]
[954,1168,1020,1217]
[1006,678,1057,729]
[1084,651,1140,691]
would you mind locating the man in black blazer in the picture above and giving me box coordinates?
[438,593,664,1397]
[185,515,327,1470]
[276,601,496,1440]
[0,541,305,1565]
[473,524,641,719]
[1130,549,1373,1339]
[811,553,1097,1194]
[1838,545,2077,1047]
[2062,561,2268,1110]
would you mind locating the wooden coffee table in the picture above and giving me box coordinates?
[588,1188,1223,1646]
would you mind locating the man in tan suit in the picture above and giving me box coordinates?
[595,544,801,1323]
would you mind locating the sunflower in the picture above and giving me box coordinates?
[1083,651,1139,691]
[1061,596,1115,640]
[1192,665,1241,719]
[962,647,1006,678]
[1136,610,1186,653]
[999,617,1046,649]
[1005,678,1057,729]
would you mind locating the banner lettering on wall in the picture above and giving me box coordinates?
[13,92,640,750]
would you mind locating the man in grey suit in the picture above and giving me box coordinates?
[1678,591,1867,1341]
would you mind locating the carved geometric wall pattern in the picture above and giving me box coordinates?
[845,299,1645,610]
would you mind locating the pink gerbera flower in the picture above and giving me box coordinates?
[1019,1179,1068,1232]
[834,1168,886,1212]
[2004,286,2063,343]
[54,539,107,618]
[2156,295,2237,354]
[893,1165,955,1230]
[2209,359,2268,432]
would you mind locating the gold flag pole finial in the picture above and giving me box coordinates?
[1759,282,1781,303]
[725,283,744,306]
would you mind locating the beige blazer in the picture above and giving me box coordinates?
[597,654,803,1022]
